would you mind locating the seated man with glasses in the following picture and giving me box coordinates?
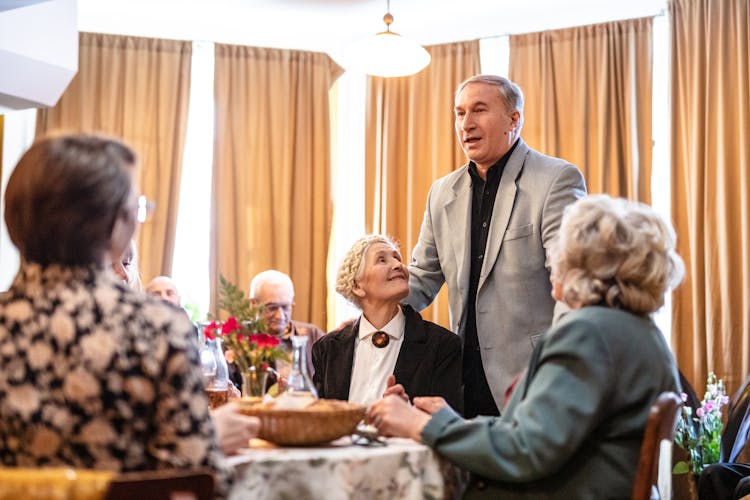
[228,270,325,389]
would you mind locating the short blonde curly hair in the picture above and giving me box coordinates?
[550,195,684,315]
[336,234,400,309]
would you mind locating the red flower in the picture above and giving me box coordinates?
[204,321,220,340]
[221,317,240,334]
[249,333,280,349]
[262,334,280,348]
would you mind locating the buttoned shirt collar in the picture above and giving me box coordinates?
[348,306,406,405]
[358,307,405,342]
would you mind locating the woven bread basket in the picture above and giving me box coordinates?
[237,398,366,446]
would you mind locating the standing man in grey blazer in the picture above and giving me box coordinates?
[405,75,586,418]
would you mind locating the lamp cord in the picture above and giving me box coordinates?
[383,0,393,31]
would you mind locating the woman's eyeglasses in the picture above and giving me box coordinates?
[136,195,155,223]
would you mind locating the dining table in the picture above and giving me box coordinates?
[227,436,467,500]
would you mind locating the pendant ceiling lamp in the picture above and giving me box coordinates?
[345,0,431,78]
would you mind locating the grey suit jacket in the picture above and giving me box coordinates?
[421,306,681,500]
[405,138,586,408]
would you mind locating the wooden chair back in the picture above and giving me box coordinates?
[0,467,114,499]
[631,392,682,500]
[104,469,214,500]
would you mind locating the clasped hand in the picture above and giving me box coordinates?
[366,375,449,442]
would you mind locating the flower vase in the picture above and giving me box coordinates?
[241,366,269,398]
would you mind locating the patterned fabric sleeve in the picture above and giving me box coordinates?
[0,265,236,499]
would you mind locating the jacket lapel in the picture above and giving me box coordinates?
[445,167,473,311]
[392,306,426,392]
[479,139,529,291]
[326,320,358,400]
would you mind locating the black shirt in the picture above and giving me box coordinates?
[462,140,519,418]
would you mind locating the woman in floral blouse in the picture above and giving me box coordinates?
[0,134,232,496]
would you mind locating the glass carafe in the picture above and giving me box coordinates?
[285,335,318,401]
[201,337,230,408]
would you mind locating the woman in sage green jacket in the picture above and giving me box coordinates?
[368,194,684,500]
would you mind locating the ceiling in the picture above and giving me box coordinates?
[77,0,667,66]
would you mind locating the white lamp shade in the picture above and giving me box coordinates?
[346,31,431,78]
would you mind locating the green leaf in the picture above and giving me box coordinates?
[673,461,690,474]
[183,302,201,322]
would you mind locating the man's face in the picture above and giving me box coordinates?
[254,282,294,336]
[454,82,519,172]
[146,278,180,306]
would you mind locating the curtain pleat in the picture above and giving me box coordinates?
[509,17,653,202]
[36,32,192,284]
[670,0,750,393]
[211,44,342,330]
[364,40,481,329]
[0,115,3,184]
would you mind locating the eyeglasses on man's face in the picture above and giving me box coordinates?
[263,302,293,314]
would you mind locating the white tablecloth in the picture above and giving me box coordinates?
[227,437,465,500]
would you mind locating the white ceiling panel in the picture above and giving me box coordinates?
[77,0,667,65]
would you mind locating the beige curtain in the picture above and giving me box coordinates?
[211,44,342,330]
[36,32,192,283]
[0,115,3,186]
[365,40,481,328]
[670,0,750,394]
[509,18,653,202]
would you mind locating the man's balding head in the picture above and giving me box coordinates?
[146,275,181,306]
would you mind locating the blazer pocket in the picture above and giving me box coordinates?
[503,223,533,242]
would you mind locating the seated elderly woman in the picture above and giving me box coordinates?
[313,234,462,410]
[367,195,684,499]
[0,134,235,495]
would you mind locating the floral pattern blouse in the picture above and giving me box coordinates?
[0,262,233,497]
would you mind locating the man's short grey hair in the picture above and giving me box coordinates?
[456,74,525,132]
[249,270,295,299]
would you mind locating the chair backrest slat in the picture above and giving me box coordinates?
[104,469,214,500]
[631,392,682,500]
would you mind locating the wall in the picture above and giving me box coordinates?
[0,109,36,289]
